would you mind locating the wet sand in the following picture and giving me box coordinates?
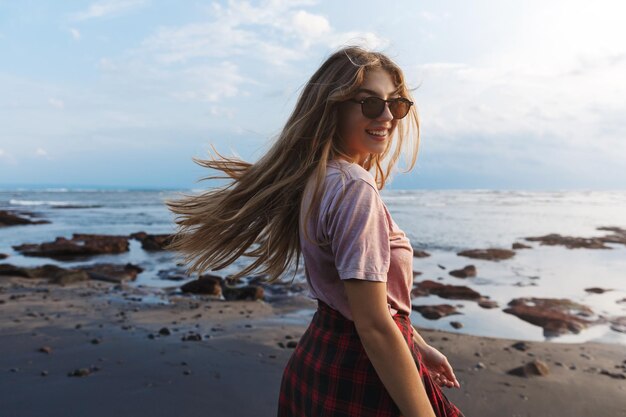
[1,276,625,417]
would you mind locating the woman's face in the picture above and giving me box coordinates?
[337,68,400,165]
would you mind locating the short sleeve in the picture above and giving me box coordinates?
[327,178,390,281]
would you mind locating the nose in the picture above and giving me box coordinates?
[377,102,394,121]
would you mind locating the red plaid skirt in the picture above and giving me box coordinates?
[277,300,465,417]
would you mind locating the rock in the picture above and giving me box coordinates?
[457,248,515,261]
[0,253,7,259]
[507,359,550,377]
[67,367,92,377]
[413,280,483,301]
[617,298,626,305]
[412,271,422,277]
[584,287,612,294]
[511,341,531,352]
[38,346,53,354]
[0,263,90,285]
[13,234,130,260]
[512,242,532,250]
[413,250,431,258]
[449,265,477,278]
[437,264,446,270]
[129,231,174,251]
[49,269,91,285]
[286,341,298,348]
[76,263,143,283]
[524,233,610,249]
[0,263,62,279]
[158,327,171,336]
[0,210,50,227]
[181,332,202,341]
[412,304,462,320]
[450,321,463,329]
[222,285,264,301]
[609,316,626,334]
[475,362,486,369]
[599,370,626,379]
[503,297,595,336]
[477,298,499,309]
[180,274,223,296]
[596,226,626,247]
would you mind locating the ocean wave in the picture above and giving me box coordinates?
[9,199,89,207]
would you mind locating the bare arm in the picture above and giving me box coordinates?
[411,325,430,351]
[344,279,436,417]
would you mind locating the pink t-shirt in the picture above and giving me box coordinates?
[299,158,415,321]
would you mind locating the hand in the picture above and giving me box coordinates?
[419,344,460,389]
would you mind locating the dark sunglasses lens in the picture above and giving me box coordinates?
[389,99,410,119]
[361,97,385,118]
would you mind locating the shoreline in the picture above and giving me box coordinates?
[1,276,625,416]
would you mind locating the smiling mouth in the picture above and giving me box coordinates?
[365,129,388,137]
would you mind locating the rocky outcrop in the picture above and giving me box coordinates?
[412,304,462,320]
[449,265,476,278]
[130,231,174,251]
[503,297,595,336]
[75,263,143,283]
[524,234,610,249]
[477,299,499,309]
[412,250,431,258]
[597,226,626,246]
[222,285,264,301]
[584,287,612,294]
[0,210,50,227]
[412,280,483,300]
[457,248,515,261]
[12,234,130,260]
[523,227,626,249]
[512,242,532,250]
[0,263,89,285]
[180,273,265,301]
[181,274,223,296]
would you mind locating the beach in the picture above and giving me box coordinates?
[1,274,625,417]
[2,190,626,416]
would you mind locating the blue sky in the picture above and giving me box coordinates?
[0,0,624,190]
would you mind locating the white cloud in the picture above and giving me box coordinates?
[48,98,65,109]
[70,0,148,21]
[35,148,48,157]
[137,0,386,66]
[170,62,253,103]
[0,148,18,166]
[292,10,331,39]
[96,0,388,109]
[412,51,626,159]
[69,28,81,40]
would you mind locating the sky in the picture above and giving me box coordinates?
[0,0,625,190]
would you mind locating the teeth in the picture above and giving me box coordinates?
[366,130,388,137]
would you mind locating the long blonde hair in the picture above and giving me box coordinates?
[164,45,420,285]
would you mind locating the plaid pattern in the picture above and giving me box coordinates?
[277,300,465,417]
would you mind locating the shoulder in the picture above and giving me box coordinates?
[326,160,379,195]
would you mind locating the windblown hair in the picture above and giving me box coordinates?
[164,45,420,286]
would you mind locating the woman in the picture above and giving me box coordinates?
[165,46,465,417]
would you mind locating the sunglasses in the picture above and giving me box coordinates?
[347,96,413,120]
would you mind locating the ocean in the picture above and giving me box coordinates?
[1,188,625,346]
